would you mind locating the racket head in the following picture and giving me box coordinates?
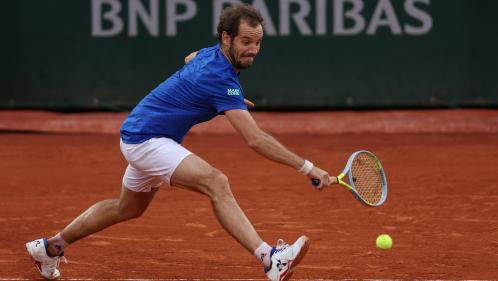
[342,150,388,207]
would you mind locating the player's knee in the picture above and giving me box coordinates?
[205,171,232,199]
[117,203,146,221]
[213,172,229,187]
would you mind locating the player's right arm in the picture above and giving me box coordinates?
[225,109,334,188]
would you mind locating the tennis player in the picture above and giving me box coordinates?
[26,4,334,281]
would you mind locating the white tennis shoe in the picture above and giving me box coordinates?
[265,235,310,281]
[26,238,67,280]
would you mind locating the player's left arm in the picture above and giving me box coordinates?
[225,109,333,188]
[184,51,198,64]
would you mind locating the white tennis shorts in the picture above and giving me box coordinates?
[120,137,192,192]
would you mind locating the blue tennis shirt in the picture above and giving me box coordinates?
[120,44,248,144]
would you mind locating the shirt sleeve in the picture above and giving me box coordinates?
[200,74,248,114]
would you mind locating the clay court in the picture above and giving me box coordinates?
[1,110,497,280]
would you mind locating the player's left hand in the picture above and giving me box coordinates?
[244,98,255,108]
[184,51,198,64]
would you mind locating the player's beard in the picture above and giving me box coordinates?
[228,43,252,70]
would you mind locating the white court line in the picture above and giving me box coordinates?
[0,279,380,281]
[0,279,263,280]
[0,279,495,281]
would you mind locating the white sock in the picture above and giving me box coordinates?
[48,233,69,256]
[254,242,272,268]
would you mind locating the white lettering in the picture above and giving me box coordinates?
[166,0,197,37]
[128,0,159,37]
[279,0,312,35]
[252,0,277,36]
[367,0,402,35]
[91,0,123,37]
[334,0,365,35]
[316,0,326,35]
[404,0,432,35]
[91,0,433,38]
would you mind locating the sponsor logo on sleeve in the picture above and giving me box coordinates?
[227,89,241,96]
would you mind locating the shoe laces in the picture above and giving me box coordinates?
[275,239,289,252]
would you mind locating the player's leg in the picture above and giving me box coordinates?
[26,137,163,279]
[55,185,157,246]
[170,153,263,253]
[26,183,157,279]
[171,153,310,281]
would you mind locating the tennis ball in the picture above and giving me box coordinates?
[376,234,392,250]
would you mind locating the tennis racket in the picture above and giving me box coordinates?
[312,150,388,207]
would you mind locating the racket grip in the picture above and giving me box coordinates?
[311,178,321,187]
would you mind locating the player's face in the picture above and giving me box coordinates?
[225,21,263,70]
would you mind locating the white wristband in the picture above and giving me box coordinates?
[298,160,314,175]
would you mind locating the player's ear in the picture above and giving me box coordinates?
[221,31,232,47]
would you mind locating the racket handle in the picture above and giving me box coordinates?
[311,178,321,187]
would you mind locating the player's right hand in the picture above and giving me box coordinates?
[308,166,334,189]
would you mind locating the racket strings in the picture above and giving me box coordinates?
[351,153,383,205]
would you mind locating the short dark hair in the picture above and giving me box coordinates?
[217,4,264,43]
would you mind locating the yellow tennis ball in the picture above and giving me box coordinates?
[376,234,392,250]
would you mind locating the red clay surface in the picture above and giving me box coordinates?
[1,110,498,279]
[1,109,498,134]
